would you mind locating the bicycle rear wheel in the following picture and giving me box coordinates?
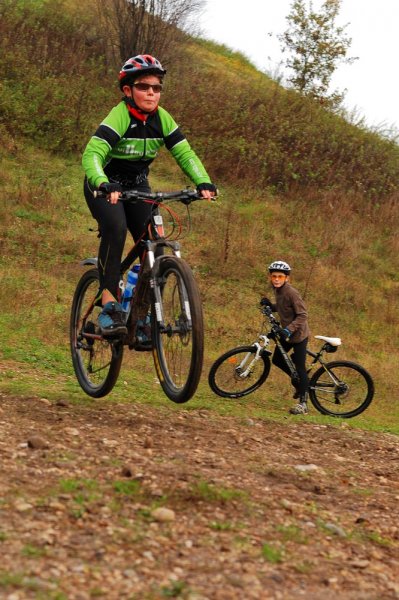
[151,256,204,403]
[308,360,374,418]
[70,268,123,397]
[208,346,271,398]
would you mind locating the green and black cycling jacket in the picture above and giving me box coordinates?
[82,101,212,189]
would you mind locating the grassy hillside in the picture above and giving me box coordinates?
[1,127,398,433]
[0,0,398,434]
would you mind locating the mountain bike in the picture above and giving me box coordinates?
[208,306,374,418]
[70,189,205,403]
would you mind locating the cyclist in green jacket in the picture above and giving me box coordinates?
[82,54,217,336]
[260,261,310,415]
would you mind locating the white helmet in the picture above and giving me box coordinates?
[268,260,291,274]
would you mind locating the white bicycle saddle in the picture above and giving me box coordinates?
[314,335,342,346]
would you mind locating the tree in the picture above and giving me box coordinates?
[96,0,205,67]
[279,0,356,108]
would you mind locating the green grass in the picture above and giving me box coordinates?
[0,133,398,439]
[21,544,47,558]
[261,543,283,563]
[112,480,142,496]
[189,480,247,503]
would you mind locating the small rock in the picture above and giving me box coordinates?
[65,427,80,436]
[39,398,51,405]
[14,500,33,512]
[56,399,69,407]
[122,465,144,481]
[350,559,370,569]
[121,465,135,477]
[27,436,49,450]
[281,499,293,511]
[324,522,347,538]
[143,436,153,448]
[294,463,323,473]
[102,438,118,447]
[123,569,138,579]
[151,507,175,522]
[355,516,370,524]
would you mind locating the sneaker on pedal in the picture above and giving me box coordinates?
[98,301,127,337]
[289,402,309,415]
[289,394,309,415]
[135,314,152,350]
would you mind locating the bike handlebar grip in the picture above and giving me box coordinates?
[93,190,107,199]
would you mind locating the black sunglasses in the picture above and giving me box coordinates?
[132,82,163,93]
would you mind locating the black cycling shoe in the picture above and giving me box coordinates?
[98,302,127,337]
[134,315,152,350]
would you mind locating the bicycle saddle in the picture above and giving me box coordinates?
[314,335,342,346]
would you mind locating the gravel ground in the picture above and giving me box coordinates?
[0,393,398,600]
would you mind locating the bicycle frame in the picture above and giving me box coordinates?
[249,307,341,382]
[234,336,271,379]
[81,189,200,347]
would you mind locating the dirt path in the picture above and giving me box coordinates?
[0,393,398,600]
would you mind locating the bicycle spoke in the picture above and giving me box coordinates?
[70,269,123,397]
[209,346,271,399]
[309,361,374,418]
[152,257,203,403]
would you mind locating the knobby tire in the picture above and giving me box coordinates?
[208,346,271,398]
[308,360,374,418]
[70,268,123,398]
[151,256,204,403]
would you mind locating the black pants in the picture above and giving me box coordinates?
[272,337,309,396]
[84,178,152,298]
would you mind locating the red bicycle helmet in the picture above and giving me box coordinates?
[118,54,166,89]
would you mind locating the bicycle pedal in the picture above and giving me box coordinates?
[131,340,153,352]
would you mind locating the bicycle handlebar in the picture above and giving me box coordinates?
[261,305,283,338]
[261,305,278,323]
[93,188,204,205]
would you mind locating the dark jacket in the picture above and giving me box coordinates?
[273,283,310,344]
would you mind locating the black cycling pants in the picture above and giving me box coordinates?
[272,337,309,396]
[84,178,152,299]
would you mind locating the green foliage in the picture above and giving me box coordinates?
[0,0,112,152]
[1,0,399,197]
[276,523,308,544]
[165,43,399,198]
[194,38,258,69]
[21,544,47,558]
[261,542,283,563]
[279,0,356,107]
[113,480,142,496]
[160,580,189,597]
[190,480,246,503]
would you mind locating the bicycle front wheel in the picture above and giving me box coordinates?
[151,256,204,403]
[309,360,374,418]
[70,268,124,398]
[208,346,271,399]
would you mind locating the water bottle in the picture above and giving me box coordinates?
[121,264,140,312]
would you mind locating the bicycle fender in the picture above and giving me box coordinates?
[80,257,98,267]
